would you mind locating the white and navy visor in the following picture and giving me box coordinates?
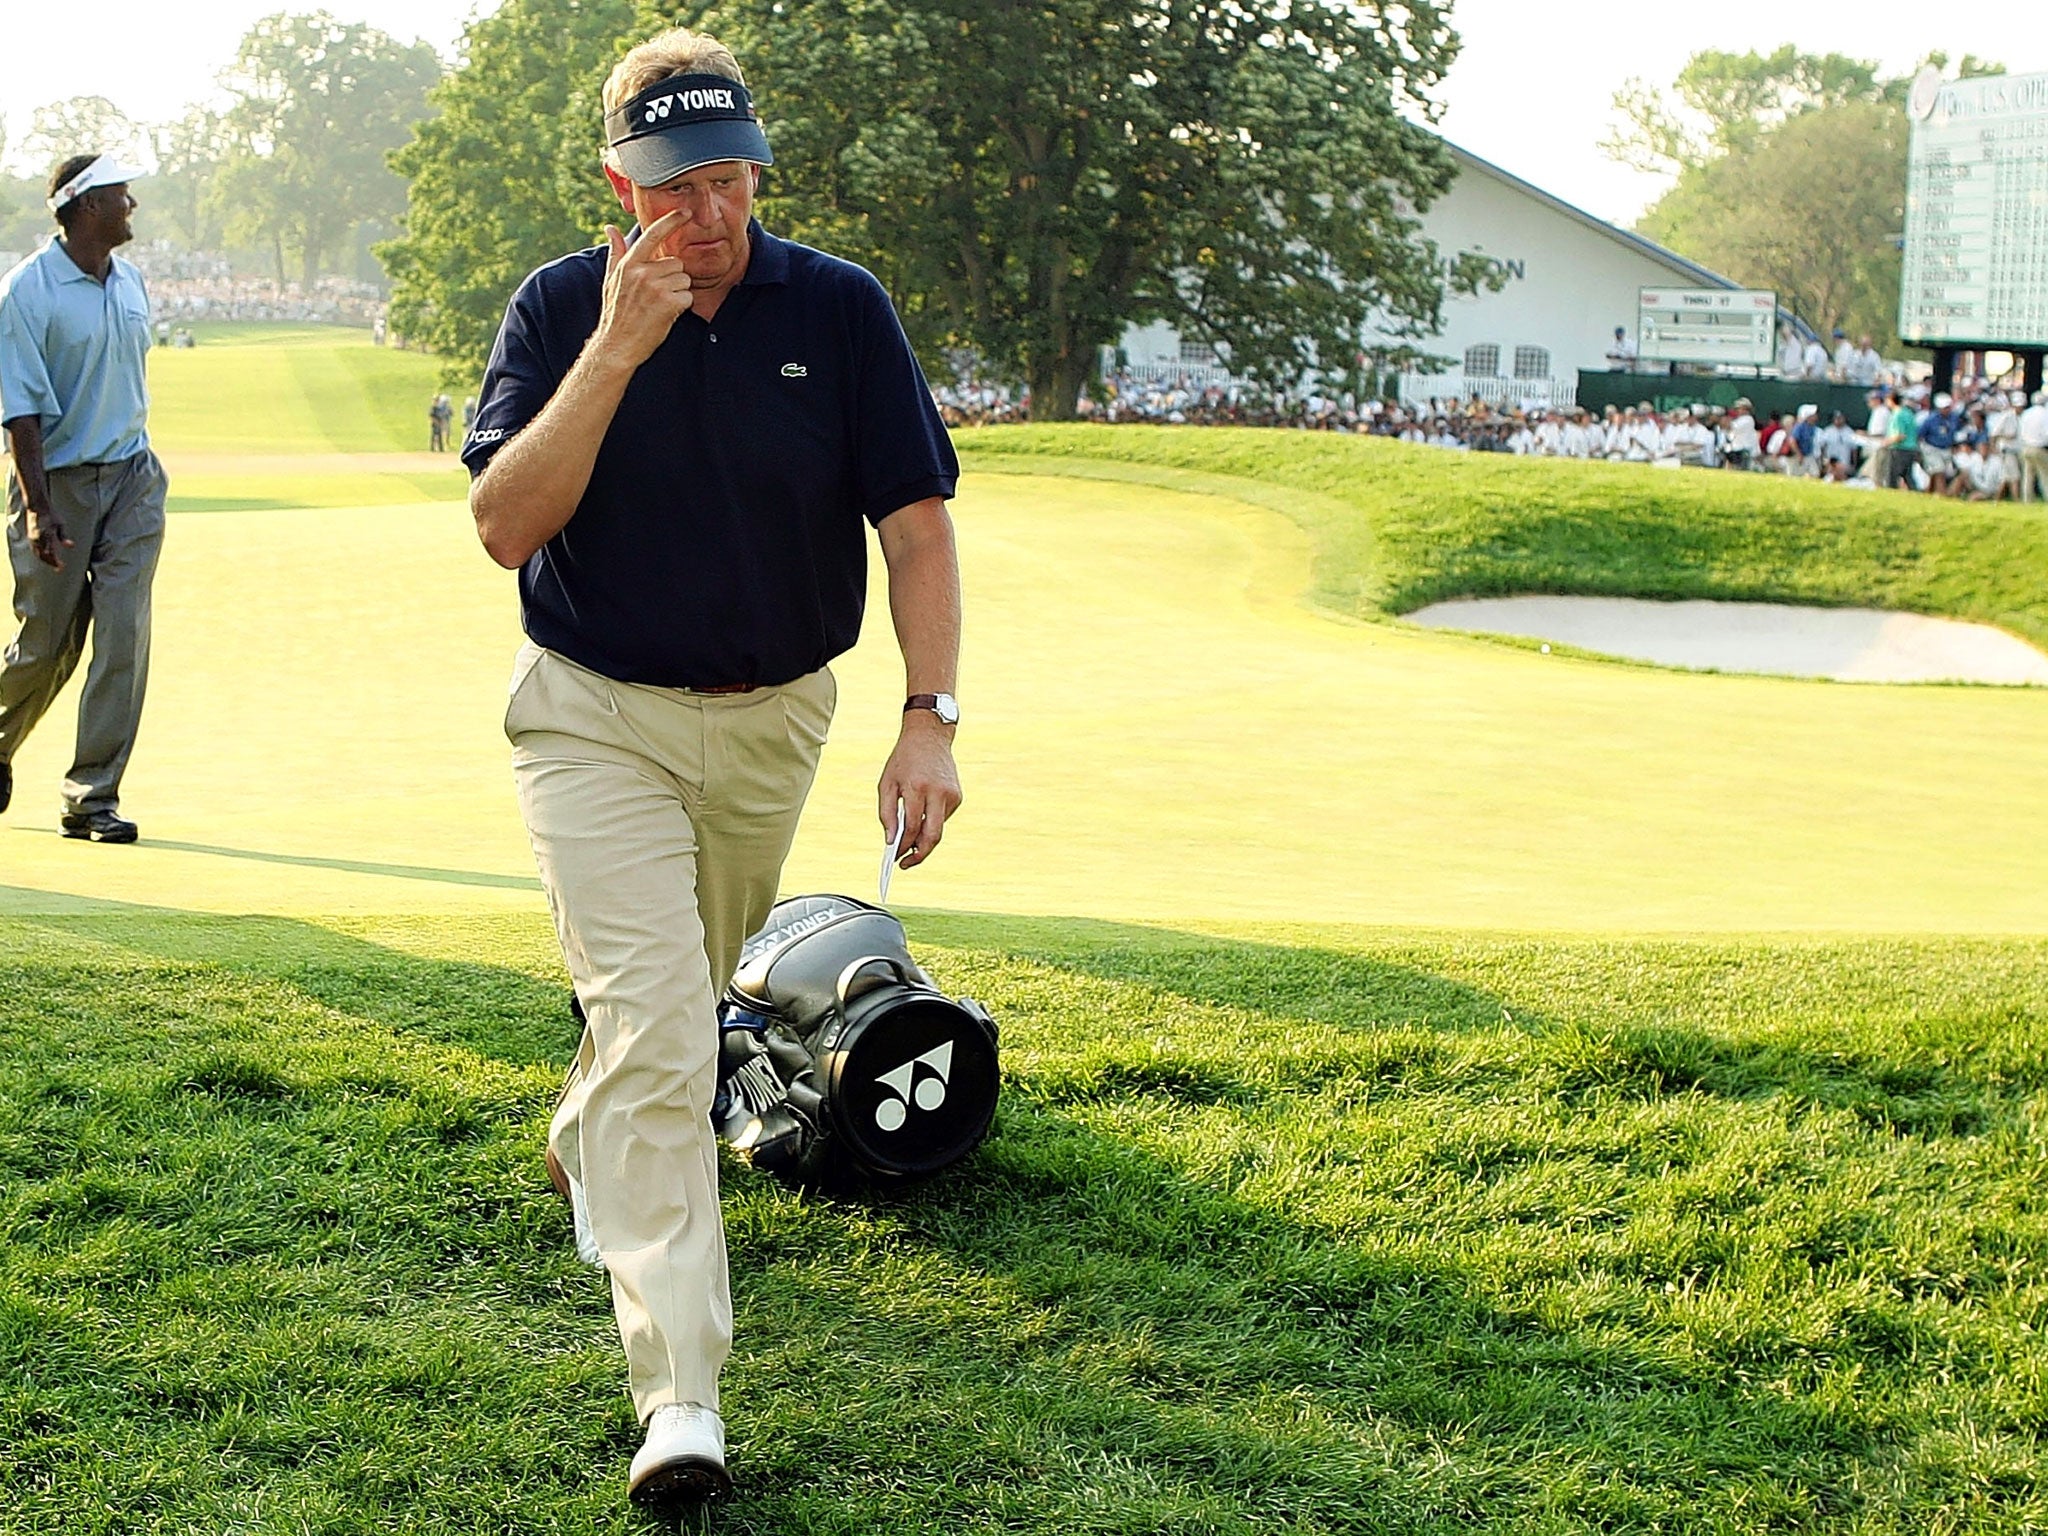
[47,154,148,212]
[605,73,772,186]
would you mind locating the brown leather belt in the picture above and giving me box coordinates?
[684,683,758,695]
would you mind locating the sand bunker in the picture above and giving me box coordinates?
[1407,595,2048,686]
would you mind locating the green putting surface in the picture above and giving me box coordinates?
[4,469,2044,932]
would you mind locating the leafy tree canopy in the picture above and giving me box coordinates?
[215,12,443,285]
[380,0,636,380]
[150,108,233,253]
[1610,49,2003,352]
[12,96,148,179]
[387,0,1472,413]
[691,0,1464,416]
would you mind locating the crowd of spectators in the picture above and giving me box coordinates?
[1331,380,2048,501]
[928,359,2048,501]
[933,369,1381,431]
[123,244,385,327]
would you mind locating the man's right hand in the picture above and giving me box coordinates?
[25,506,71,570]
[595,211,696,367]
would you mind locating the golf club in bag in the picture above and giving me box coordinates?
[712,894,999,1187]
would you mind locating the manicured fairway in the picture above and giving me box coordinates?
[148,325,471,508]
[3,471,2045,931]
[147,324,465,456]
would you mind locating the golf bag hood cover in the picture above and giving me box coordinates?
[716,895,998,1183]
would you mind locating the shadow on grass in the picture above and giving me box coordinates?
[6,832,545,893]
[1,891,2035,1532]
[167,495,294,513]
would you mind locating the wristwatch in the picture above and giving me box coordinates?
[904,692,960,726]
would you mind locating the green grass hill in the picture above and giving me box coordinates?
[1,331,2043,1533]
[962,424,2048,646]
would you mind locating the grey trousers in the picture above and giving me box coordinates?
[1,451,168,814]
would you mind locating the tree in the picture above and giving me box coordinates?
[1608,50,2003,351]
[14,96,148,178]
[150,108,231,253]
[380,0,636,378]
[1602,47,1885,176]
[215,12,443,285]
[691,0,1466,417]
[383,0,1470,412]
[1637,99,1906,349]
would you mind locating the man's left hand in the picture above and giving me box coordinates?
[879,716,962,871]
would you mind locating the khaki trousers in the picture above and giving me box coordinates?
[506,642,835,1421]
[2022,446,2048,504]
[1,451,167,812]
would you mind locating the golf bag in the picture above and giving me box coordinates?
[713,894,999,1187]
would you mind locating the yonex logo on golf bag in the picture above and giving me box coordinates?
[872,1040,953,1132]
[642,86,738,124]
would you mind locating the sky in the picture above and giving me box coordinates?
[4,0,2048,228]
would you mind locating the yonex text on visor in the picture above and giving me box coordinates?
[605,73,773,187]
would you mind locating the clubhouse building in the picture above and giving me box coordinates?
[1114,143,1745,409]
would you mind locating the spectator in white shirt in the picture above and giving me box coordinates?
[1848,336,1883,387]
[1862,390,1893,485]
[1988,392,2024,502]
[1627,408,1662,461]
[1831,329,1856,381]
[1726,401,1761,468]
[1672,410,1712,466]
[1776,324,1806,379]
[1606,326,1639,371]
[2019,390,2048,503]
[1816,411,1859,481]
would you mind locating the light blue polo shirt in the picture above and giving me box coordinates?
[0,238,152,469]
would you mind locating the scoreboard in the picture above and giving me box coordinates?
[1637,287,1777,366]
[1899,67,2048,348]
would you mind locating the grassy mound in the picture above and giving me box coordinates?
[3,909,2044,1534]
[961,426,2048,646]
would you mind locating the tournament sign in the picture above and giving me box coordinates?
[1899,66,2048,348]
[1637,288,1777,366]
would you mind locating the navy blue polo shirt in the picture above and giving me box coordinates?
[463,221,957,688]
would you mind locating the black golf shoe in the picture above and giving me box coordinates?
[61,809,139,844]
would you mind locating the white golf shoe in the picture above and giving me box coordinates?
[545,1146,603,1269]
[628,1402,732,1507]
[565,1171,602,1269]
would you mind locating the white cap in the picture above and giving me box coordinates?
[46,154,147,212]
[1933,393,1952,408]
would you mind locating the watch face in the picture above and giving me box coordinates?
[934,693,960,725]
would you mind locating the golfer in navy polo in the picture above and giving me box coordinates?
[461,25,963,1510]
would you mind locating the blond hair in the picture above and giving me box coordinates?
[602,27,746,114]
